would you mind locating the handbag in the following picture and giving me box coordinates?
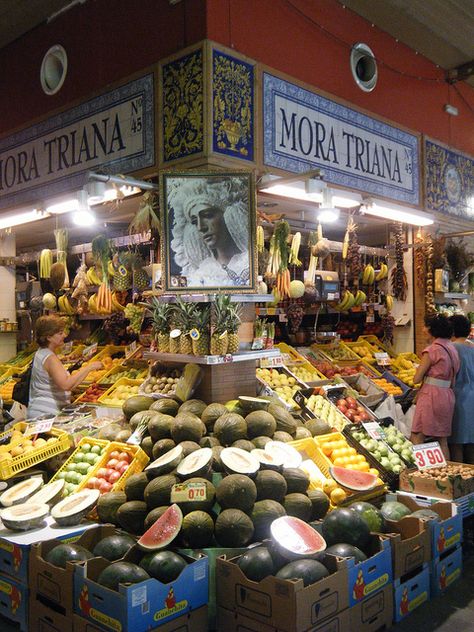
[12,363,33,406]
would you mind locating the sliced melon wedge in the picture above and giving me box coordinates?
[220,447,260,477]
[0,477,44,507]
[264,441,302,469]
[51,489,100,526]
[250,449,284,471]
[29,479,65,506]
[1,502,49,531]
[145,445,183,477]
[176,448,212,480]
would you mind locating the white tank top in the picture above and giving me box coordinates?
[27,348,70,418]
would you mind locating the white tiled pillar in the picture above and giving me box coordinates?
[0,234,17,362]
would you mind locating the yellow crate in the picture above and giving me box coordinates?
[72,384,109,405]
[49,436,110,493]
[311,342,360,362]
[397,351,421,364]
[358,336,396,357]
[336,359,382,378]
[103,441,149,492]
[0,423,71,480]
[4,350,36,369]
[97,377,143,407]
[91,345,126,362]
[0,374,20,405]
[98,364,149,386]
[276,342,308,365]
[345,340,378,364]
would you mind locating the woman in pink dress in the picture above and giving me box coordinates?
[411,315,460,460]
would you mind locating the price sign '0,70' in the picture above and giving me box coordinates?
[412,442,446,470]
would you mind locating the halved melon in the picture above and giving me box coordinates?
[250,449,284,471]
[264,441,302,469]
[238,396,270,412]
[329,466,377,492]
[29,479,65,506]
[51,489,100,526]
[220,447,260,477]
[176,448,212,480]
[138,504,183,551]
[270,515,327,559]
[0,477,44,507]
[1,502,49,531]
[145,445,183,477]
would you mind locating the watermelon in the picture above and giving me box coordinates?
[215,509,254,547]
[237,547,275,582]
[349,501,385,533]
[380,501,412,522]
[322,508,370,549]
[93,535,136,561]
[97,561,149,591]
[180,511,214,548]
[270,516,326,559]
[146,551,187,582]
[276,559,329,586]
[411,509,440,521]
[324,543,367,564]
[45,543,93,568]
[329,466,377,491]
[137,504,183,551]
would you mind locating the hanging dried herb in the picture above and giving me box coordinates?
[445,239,474,281]
[390,223,407,301]
[129,191,161,236]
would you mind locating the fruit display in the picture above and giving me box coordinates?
[54,441,107,495]
[99,381,142,407]
[0,377,17,402]
[124,303,146,334]
[306,356,376,380]
[390,355,420,387]
[286,365,321,384]
[383,426,416,465]
[74,383,108,404]
[304,394,348,431]
[83,352,124,383]
[4,348,35,368]
[256,367,302,408]
[371,377,403,396]
[315,343,359,361]
[347,425,414,474]
[85,448,134,495]
[0,426,61,463]
[329,394,373,423]
[140,366,182,397]
[347,343,375,364]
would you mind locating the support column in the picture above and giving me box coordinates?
[0,233,17,362]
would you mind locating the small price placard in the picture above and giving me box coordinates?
[25,419,54,436]
[83,343,98,359]
[374,352,391,366]
[260,356,284,369]
[125,341,138,359]
[412,442,446,470]
[366,314,375,323]
[362,421,385,440]
[171,482,207,503]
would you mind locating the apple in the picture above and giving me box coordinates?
[87,477,99,489]
[96,468,108,479]
[99,480,112,493]
[346,396,357,406]
[338,404,348,414]
[345,410,355,421]
[118,452,130,462]
[347,401,357,410]
[353,415,362,423]
[106,458,119,469]
[336,398,347,407]
[108,470,121,484]
[108,451,121,460]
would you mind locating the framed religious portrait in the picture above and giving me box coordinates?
[160,171,257,293]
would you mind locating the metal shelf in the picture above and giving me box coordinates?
[434,292,471,303]
[142,293,275,304]
[144,348,281,365]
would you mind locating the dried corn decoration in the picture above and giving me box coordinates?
[390,223,408,302]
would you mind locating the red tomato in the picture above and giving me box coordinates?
[108,470,122,484]
[96,468,108,479]
[107,458,119,469]
[118,452,130,463]
[118,463,129,475]
[109,451,121,460]
[86,477,98,489]
[99,480,112,493]
[353,415,362,423]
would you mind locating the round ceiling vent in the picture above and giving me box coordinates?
[350,43,377,92]
[40,45,68,95]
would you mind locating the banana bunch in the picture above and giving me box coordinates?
[375,262,388,281]
[334,290,355,312]
[58,294,75,315]
[40,249,53,279]
[362,264,375,285]
[385,295,394,311]
[111,292,125,311]
[353,289,367,306]
[86,267,102,285]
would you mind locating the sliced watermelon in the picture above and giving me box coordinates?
[137,504,183,551]
[329,466,377,492]
[270,515,326,560]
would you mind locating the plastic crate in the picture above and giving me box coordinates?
[276,342,310,365]
[101,441,149,492]
[0,422,71,480]
[345,340,378,364]
[98,364,148,386]
[4,349,36,369]
[97,377,143,407]
[358,336,396,357]
[374,371,409,396]
[0,373,19,404]
[336,359,382,378]
[73,384,109,405]
[336,373,386,408]
[311,341,361,362]
[49,436,110,493]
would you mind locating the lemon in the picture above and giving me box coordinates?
[323,479,338,495]
[369,468,380,476]
[330,487,347,505]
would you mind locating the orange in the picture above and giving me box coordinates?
[323,479,338,495]
[330,487,347,505]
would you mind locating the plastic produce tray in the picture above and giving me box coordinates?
[344,340,378,364]
[311,341,361,362]
[0,422,71,480]
[4,350,36,369]
[49,436,110,494]
[337,373,386,408]
[378,371,410,394]
[358,336,396,357]
[97,377,143,407]
[98,364,148,386]
[73,384,109,405]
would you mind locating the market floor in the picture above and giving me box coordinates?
[1,557,473,631]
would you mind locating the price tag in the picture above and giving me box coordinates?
[362,421,385,440]
[171,482,207,503]
[61,341,73,354]
[83,343,98,359]
[279,313,288,323]
[25,419,54,436]
[412,442,446,470]
[260,356,283,368]
[125,341,138,359]
[374,352,391,366]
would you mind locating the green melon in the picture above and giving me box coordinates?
[180,511,214,548]
[171,415,204,443]
[98,561,149,591]
[201,403,228,428]
[267,404,297,436]
[144,475,178,509]
[179,441,201,456]
[200,436,221,448]
[252,436,272,449]
[130,410,157,432]
[294,427,313,440]
[304,419,331,437]
[237,546,275,582]
[146,551,187,582]
[125,473,149,502]
[116,501,148,535]
[140,436,154,458]
[123,396,154,420]
[282,468,310,494]
[93,535,136,561]
[232,439,255,452]
[214,413,248,446]
[150,399,180,416]
[272,431,293,443]
[283,493,313,521]
[380,501,412,522]
[216,474,257,512]
[97,492,127,525]
[152,439,176,460]
[255,470,287,502]
[245,411,277,438]
[250,500,286,541]
[307,490,330,520]
[211,445,224,472]
[215,509,254,547]
[276,559,329,586]
[179,399,207,417]
[148,414,174,441]
[322,508,370,549]
[176,477,215,515]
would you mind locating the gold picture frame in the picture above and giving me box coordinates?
[160,170,257,293]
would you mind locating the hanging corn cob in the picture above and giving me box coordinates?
[256,225,265,254]
[39,249,52,278]
[288,231,302,266]
[54,228,70,288]
[274,220,291,298]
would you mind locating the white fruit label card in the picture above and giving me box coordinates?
[171,482,207,503]
[412,442,446,470]
[260,355,284,368]
[362,421,386,440]
[374,352,391,366]
[83,343,98,359]
[25,419,54,436]
[125,341,139,359]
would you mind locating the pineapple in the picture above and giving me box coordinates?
[172,298,198,355]
[226,302,242,354]
[191,306,210,356]
[210,294,230,355]
[130,252,150,291]
[150,299,171,352]
[113,252,132,291]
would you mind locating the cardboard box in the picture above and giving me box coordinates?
[399,462,474,500]
[216,605,352,632]
[29,525,133,616]
[0,571,28,631]
[74,549,208,632]
[216,552,349,632]
[393,564,430,623]
[385,493,463,558]
[29,596,72,632]
[72,605,209,632]
[430,544,462,598]
[349,585,393,632]
[0,516,96,584]
[384,517,431,578]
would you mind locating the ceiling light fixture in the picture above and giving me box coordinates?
[73,209,96,226]
[0,209,50,230]
[258,169,325,203]
[46,198,80,214]
[362,198,434,226]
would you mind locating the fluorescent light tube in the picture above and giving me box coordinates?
[362,199,433,226]
[0,209,50,229]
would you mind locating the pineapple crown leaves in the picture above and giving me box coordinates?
[171,297,199,329]
[225,302,242,334]
[148,299,171,335]
[212,293,232,334]
[191,305,211,331]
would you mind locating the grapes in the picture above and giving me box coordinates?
[124,303,145,334]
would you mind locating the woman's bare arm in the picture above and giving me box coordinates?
[413,352,431,384]
[44,354,103,391]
